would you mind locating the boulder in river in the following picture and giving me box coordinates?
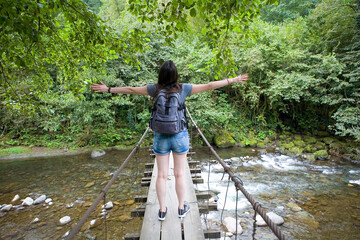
[223,217,243,234]
[22,197,34,206]
[34,195,46,205]
[256,212,284,226]
[102,201,113,210]
[11,194,20,202]
[91,150,106,158]
[1,204,13,212]
[314,150,329,160]
[214,130,236,148]
[59,216,71,225]
[287,202,302,212]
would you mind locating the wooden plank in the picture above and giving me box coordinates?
[183,161,205,240]
[131,205,145,217]
[188,160,200,166]
[141,181,150,187]
[161,153,182,239]
[141,177,151,182]
[135,195,147,203]
[190,168,201,174]
[144,171,152,177]
[145,163,154,169]
[195,192,211,200]
[140,159,161,240]
[203,230,221,238]
[125,232,140,240]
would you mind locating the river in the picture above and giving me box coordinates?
[0,147,359,239]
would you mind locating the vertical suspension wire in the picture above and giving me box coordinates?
[204,147,211,230]
[220,175,231,240]
[135,147,142,232]
[235,189,239,240]
[252,211,257,240]
[103,192,108,240]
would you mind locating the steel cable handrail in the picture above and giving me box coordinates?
[66,127,150,240]
[185,107,286,240]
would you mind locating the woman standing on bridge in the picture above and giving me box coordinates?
[91,60,248,220]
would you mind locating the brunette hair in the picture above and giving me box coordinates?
[154,60,182,97]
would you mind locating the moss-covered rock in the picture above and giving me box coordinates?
[302,154,315,161]
[279,132,292,140]
[289,147,303,156]
[314,142,326,150]
[303,136,317,144]
[214,130,236,148]
[304,145,317,153]
[314,150,329,160]
[281,142,295,149]
[294,140,306,147]
[241,138,257,147]
[294,135,302,141]
[321,137,336,145]
[257,142,266,148]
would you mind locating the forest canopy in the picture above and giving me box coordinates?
[0,0,359,151]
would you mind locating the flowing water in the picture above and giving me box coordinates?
[0,147,359,239]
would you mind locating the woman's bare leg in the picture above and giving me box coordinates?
[156,154,170,212]
[173,153,187,209]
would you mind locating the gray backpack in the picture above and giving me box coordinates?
[150,90,187,134]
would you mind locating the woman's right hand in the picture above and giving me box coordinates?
[231,74,249,84]
[91,81,108,93]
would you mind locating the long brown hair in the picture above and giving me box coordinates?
[154,60,182,97]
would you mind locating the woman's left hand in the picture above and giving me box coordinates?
[231,74,249,84]
[91,81,108,93]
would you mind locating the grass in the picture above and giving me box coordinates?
[0,146,33,156]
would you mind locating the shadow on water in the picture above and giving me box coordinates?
[0,147,359,239]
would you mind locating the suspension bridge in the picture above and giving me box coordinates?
[65,109,286,240]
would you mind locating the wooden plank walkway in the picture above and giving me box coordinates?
[139,152,205,240]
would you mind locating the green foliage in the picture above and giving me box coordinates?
[261,0,320,24]
[1,0,360,150]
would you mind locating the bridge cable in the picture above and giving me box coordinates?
[220,175,231,240]
[65,127,150,240]
[185,107,286,240]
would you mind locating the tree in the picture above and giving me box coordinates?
[261,0,320,24]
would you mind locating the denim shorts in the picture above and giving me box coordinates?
[153,129,189,155]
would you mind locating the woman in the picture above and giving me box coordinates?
[91,60,249,221]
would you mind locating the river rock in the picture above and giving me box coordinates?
[287,202,302,212]
[230,157,241,162]
[85,182,95,188]
[213,130,236,148]
[91,150,106,158]
[256,212,284,226]
[1,204,13,212]
[212,163,224,173]
[59,216,71,225]
[62,231,69,238]
[34,195,46,205]
[314,150,329,160]
[223,217,243,234]
[103,201,113,210]
[32,217,39,223]
[11,194,20,202]
[45,198,52,204]
[22,197,34,206]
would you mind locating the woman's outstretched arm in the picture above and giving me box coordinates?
[90,81,148,95]
[191,74,249,94]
